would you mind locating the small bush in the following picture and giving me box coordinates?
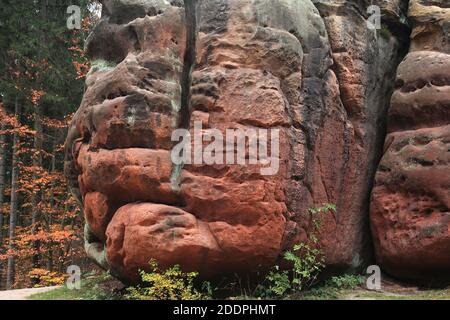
[29,268,66,287]
[125,259,212,300]
[328,274,364,289]
[262,204,336,298]
[284,242,325,292]
[265,266,291,296]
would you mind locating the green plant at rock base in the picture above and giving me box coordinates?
[327,274,364,289]
[262,204,336,298]
[125,259,212,300]
[265,266,291,296]
[284,242,325,292]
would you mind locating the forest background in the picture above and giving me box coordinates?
[0,0,100,290]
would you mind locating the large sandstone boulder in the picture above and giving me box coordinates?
[370,0,450,281]
[65,0,409,283]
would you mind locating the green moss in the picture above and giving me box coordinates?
[170,163,183,191]
[90,59,116,73]
[378,26,392,41]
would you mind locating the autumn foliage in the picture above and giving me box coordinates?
[0,1,99,289]
[0,100,87,289]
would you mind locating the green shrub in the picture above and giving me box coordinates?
[125,259,212,300]
[265,266,291,296]
[284,242,325,292]
[262,204,336,297]
[328,274,364,289]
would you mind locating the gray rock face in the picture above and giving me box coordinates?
[65,0,436,283]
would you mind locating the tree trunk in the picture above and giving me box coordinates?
[29,0,48,280]
[31,103,43,276]
[0,122,6,244]
[6,98,20,289]
[0,121,6,289]
[46,138,57,272]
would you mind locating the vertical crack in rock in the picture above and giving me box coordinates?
[171,0,199,191]
[179,0,198,129]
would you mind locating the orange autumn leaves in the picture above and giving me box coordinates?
[0,103,35,136]
[0,3,99,290]
[0,110,84,288]
[28,268,66,287]
[30,89,45,106]
[69,17,94,80]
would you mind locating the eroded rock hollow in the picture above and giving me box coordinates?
[64,0,449,283]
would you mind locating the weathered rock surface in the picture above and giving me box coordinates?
[370,0,450,281]
[65,0,422,283]
[306,0,409,270]
[65,0,188,279]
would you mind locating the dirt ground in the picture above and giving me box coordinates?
[342,276,450,300]
[0,286,60,300]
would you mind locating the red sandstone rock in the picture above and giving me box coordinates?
[370,0,450,280]
[106,203,223,282]
[76,145,178,205]
[371,126,450,279]
[84,192,112,242]
[65,0,421,283]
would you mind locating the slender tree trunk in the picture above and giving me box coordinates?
[6,98,20,289]
[31,104,43,277]
[0,121,6,289]
[58,208,78,274]
[46,138,57,272]
[0,122,6,244]
[29,0,48,281]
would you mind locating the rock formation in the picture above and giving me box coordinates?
[64,0,449,283]
[370,0,450,281]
